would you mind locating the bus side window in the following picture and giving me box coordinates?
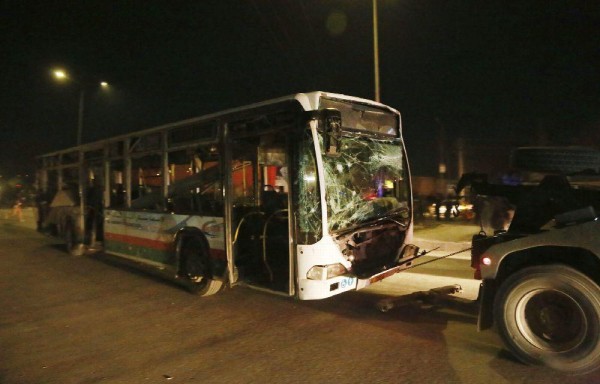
[171,194,192,213]
[194,180,223,216]
[168,146,223,217]
[131,154,163,208]
[109,160,126,209]
[111,184,125,208]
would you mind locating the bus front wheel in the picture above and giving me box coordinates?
[180,236,223,296]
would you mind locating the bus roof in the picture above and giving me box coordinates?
[38,91,401,157]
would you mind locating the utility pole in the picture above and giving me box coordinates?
[373,0,380,102]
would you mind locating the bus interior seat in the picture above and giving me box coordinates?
[262,190,284,214]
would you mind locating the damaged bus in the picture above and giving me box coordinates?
[37,92,416,299]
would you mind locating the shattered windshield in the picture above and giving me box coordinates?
[297,102,410,242]
[323,136,409,232]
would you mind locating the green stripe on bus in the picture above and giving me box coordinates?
[105,240,175,266]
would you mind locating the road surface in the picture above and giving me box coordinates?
[0,218,598,384]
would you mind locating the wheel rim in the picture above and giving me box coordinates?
[515,288,587,352]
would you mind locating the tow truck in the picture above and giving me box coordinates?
[380,147,600,375]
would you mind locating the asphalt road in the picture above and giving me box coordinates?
[1,219,599,384]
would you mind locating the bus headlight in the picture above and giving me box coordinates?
[307,264,348,280]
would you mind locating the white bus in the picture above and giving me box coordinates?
[37,92,416,299]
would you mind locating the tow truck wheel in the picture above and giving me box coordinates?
[180,236,223,296]
[494,265,600,374]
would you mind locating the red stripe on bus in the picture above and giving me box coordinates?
[105,232,226,259]
[104,232,172,251]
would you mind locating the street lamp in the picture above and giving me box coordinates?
[52,68,110,253]
[372,0,380,102]
[52,68,109,146]
[53,69,67,80]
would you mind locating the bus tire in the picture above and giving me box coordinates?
[494,264,600,374]
[64,222,85,257]
[180,236,223,296]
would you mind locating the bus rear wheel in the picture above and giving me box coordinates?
[180,236,223,296]
[494,265,600,374]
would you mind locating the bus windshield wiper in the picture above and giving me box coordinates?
[333,207,410,237]
[375,207,410,227]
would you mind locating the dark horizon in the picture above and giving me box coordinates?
[2,1,599,178]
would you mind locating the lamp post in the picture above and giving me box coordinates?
[372,0,380,102]
[51,69,109,254]
[77,88,85,146]
[52,69,109,146]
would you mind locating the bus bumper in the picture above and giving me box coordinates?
[298,275,358,300]
[297,264,407,300]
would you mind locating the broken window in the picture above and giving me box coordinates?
[167,146,223,216]
[109,160,125,208]
[131,154,163,197]
[322,136,408,232]
[297,129,322,244]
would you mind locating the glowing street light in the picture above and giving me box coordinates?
[53,69,67,80]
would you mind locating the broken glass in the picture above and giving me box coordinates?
[322,135,408,232]
[297,126,410,243]
[297,130,322,244]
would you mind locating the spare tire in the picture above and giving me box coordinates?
[510,147,600,174]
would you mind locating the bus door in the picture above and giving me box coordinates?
[227,130,293,295]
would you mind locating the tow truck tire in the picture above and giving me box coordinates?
[180,236,223,296]
[494,264,600,374]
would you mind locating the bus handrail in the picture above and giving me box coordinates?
[232,210,265,245]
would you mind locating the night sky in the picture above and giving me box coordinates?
[2,1,600,178]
